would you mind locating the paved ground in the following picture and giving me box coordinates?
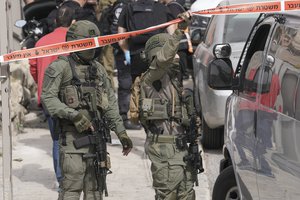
[0,110,211,200]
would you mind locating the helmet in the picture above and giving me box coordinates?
[66,20,100,62]
[144,33,170,63]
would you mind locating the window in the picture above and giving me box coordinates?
[224,14,258,43]
[242,51,268,99]
[239,24,271,95]
[204,16,217,47]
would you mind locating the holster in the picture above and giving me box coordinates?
[73,135,96,149]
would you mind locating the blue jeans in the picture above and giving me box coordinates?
[43,109,62,184]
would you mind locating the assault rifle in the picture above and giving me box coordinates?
[183,115,204,186]
[73,92,111,197]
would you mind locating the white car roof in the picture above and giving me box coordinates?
[190,0,222,13]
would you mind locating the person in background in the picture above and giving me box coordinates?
[110,0,142,130]
[47,0,99,32]
[117,0,175,129]
[94,0,117,89]
[29,5,75,187]
[160,0,193,80]
[118,0,175,82]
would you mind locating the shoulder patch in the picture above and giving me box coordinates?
[45,59,67,78]
[47,67,57,76]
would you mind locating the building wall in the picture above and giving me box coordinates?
[12,0,26,51]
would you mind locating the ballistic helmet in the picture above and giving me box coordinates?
[144,33,170,63]
[66,20,100,62]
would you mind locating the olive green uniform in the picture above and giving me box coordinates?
[96,0,116,89]
[141,29,196,200]
[41,56,125,200]
[99,45,115,89]
[41,20,132,200]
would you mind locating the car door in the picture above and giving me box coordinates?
[256,16,300,200]
[230,19,273,199]
[231,61,260,200]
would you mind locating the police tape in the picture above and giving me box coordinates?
[193,1,282,15]
[1,0,300,63]
[0,19,180,63]
[193,0,300,15]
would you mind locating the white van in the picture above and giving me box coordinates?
[189,0,222,47]
[190,0,222,14]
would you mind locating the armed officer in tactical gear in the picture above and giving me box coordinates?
[41,20,132,200]
[140,11,200,200]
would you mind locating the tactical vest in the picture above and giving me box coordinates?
[139,72,190,136]
[58,56,109,116]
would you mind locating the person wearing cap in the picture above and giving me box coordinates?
[41,20,133,200]
[139,11,198,200]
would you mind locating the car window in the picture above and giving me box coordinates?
[242,51,265,99]
[268,25,300,119]
[204,15,217,47]
[223,14,258,43]
[239,24,271,97]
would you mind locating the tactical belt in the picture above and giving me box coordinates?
[148,135,177,144]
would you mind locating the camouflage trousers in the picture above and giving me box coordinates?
[58,151,103,200]
[145,139,195,200]
[99,45,115,89]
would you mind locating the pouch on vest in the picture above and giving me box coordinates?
[63,85,80,108]
[96,84,109,110]
[129,76,142,123]
[140,98,169,120]
[181,105,189,127]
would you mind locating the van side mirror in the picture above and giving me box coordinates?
[208,59,234,90]
[213,43,231,59]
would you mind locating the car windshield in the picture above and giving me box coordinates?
[223,14,259,43]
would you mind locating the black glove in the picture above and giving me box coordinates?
[177,11,192,30]
[118,131,133,150]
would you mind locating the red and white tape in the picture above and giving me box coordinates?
[1,0,300,63]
